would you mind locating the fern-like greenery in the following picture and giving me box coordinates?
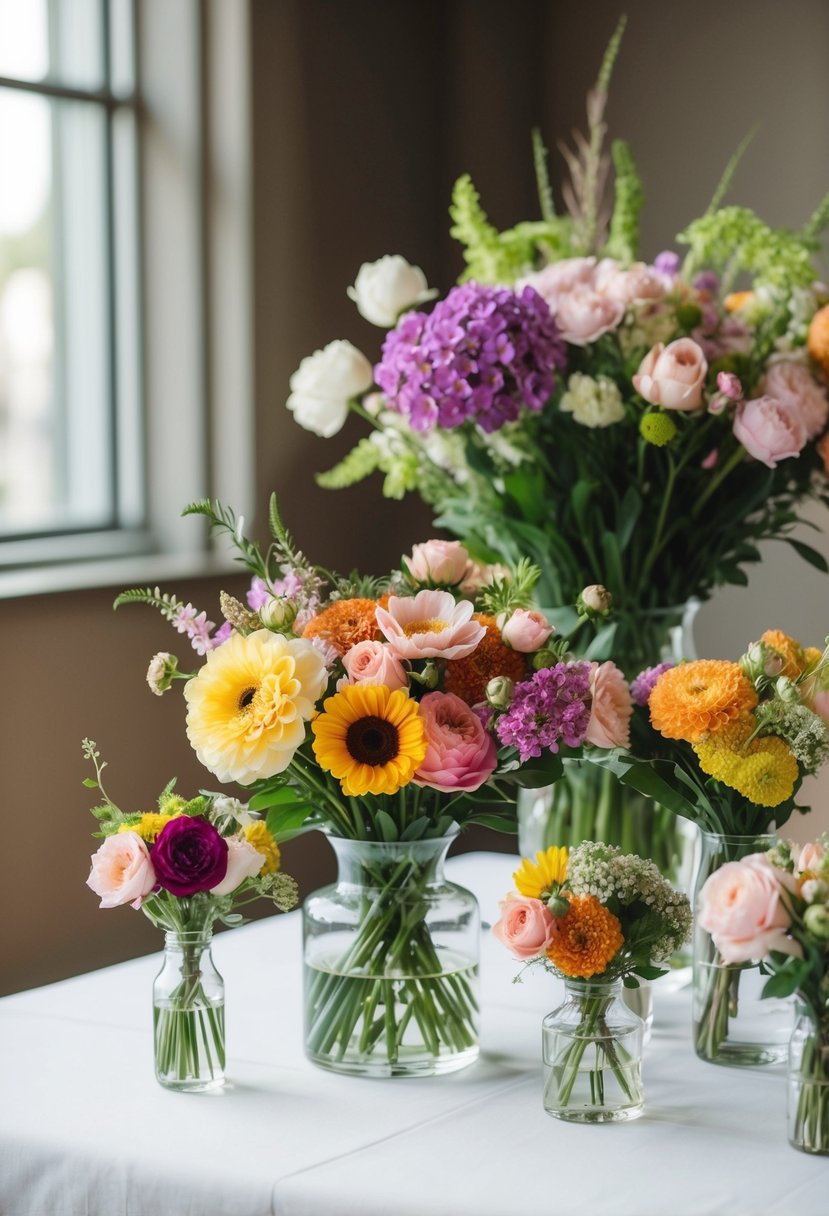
[801,189,829,246]
[532,127,556,222]
[316,437,381,489]
[182,498,269,579]
[112,586,186,619]
[449,174,571,283]
[603,139,643,263]
[478,557,541,616]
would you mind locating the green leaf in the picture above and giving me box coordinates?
[761,967,805,1000]
[464,811,518,833]
[249,786,302,811]
[616,486,642,552]
[400,816,430,841]
[82,778,99,788]
[511,754,564,787]
[265,804,314,838]
[632,964,667,981]
[375,810,399,842]
[584,621,618,660]
[316,438,381,490]
[570,479,596,535]
[601,531,624,597]
[784,538,829,573]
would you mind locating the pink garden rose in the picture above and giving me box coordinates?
[492,894,558,959]
[87,832,157,909]
[414,691,497,792]
[376,589,485,661]
[341,640,409,691]
[595,259,667,305]
[501,609,553,653]
[406,539,470,586]
[732,395,807,468]
[633,338,708,410]
[697,853,801,964]
[519,258,624,346]
[796,841,827,876]
[760,362,829,441]
[584,661,633,749]
[210,836,264,896]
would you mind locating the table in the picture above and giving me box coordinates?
[1,852,825,1216]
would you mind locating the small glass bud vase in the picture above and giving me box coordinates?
[542,978,645,1122]
[153,930,225,1091]
[788,1005,829,1155]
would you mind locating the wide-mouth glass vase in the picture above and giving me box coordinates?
[693,831,792,1066]
[303,832,480,1078]
[788,1005,829,1155]
[542,977,645,1122]
[153,929,225,1092]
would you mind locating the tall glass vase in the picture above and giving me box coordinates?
[153,930,225,1091]
[789,1005,829,1155]
[693,831,792,1066]
[303,832,480,1078]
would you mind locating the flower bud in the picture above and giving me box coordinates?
[533,647,559,671]
[801,879,829,904]
[485,676,515,710]
[577,584,613,619]
[546,891,570,918]
[259,595,299,631]
[804,903,829,941]
[417,660,440,690]
[776,675,800,703]
[146,652,179,696]
[716,370,743,401]
[739,642,766,682]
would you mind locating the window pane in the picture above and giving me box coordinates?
[0,0,106,91]
[0,0,49,82]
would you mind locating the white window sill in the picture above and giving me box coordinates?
[0,549,242,601]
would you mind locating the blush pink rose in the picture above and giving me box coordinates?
[732,395,807,467]
[550,286,625,346]
[501,609,553,653]
[697,853,801,964]
[520,257,597,303]
[341,640,409,691]
[796,841,826,875]
[492,894,557,959]
[406,539,470,585]
[811,690,829,727]
[584,661,633,749]
[760,362,829,441]
[633,338,708,410]
[210,836,264,896]
[595,259,667,305]
[87,832,157,909]
[413,691,497,792]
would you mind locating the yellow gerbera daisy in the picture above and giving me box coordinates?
[312,684,427,797]
[546,894,623,979]
[244,821,281,874]
[513,846,569,899]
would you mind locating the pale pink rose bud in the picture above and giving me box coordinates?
[87,832,157,910]
[259,596,298,630]
[501,609,554,653]
[406,539,470,586]
[210,836,264,896]
[341,640,409,691]
[760,361,829,441]
[716,371,743,401]
[733,395,807,468]
[578,584,613,615]
[804,904,829,940]
[633,338,708,410]
[697,853,801,964]
[796,841,827,875]
[492,894,558,959]
[584,661,634,749]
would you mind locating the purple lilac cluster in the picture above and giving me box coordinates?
[374,282,566,434]
[495,661,592,763]
[629,661,675,708]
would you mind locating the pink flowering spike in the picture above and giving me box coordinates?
[246,577,271,611]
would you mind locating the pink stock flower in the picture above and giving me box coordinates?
[492,894,558,959]
[173,603,217,656]
[501,609,554,653]
[406,539,470,585]
[86,832,157,909]
[733,395,808,468]
[584,661,633,749]
[413,691,497,792]
[760,362,829,441]
[376,590,485,660]
[697,853,801,964]
[340,640,409,691]
[633,338,708,410]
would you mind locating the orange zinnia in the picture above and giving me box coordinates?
[760,629,806,680]
[443,614,528,705]
[302,598,379,656]
[546,895,623,979]
[649,659,758,743]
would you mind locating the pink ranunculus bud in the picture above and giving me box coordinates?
[716,371,743,401]
[500,609,554,653]
[732,395,808,468]
[633,338,708,410]
[406,539,470,586]
[492,894,558,959]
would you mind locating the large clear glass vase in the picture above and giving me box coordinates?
[303,833,480,1078]
[789,1005,829,1155]
[153,930,225,1092]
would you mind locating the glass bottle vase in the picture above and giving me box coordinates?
[692,831,791,1066]
[542,978,645,1122]
[153,930,225,1091]
[303,833,480,1078]
[788,1005,829,1155]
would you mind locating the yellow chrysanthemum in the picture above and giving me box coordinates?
[244,821,281,875]
[311,683,427,797]
[694,728,798,808]
[184,630,328,785]
[302,599,380,656]
[760,629,806,680]
[119,812,181,843]
[513,846,569,899]
[546,894,624,979]
[649,659,758,743]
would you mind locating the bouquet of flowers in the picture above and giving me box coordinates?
[493,841,690,1121]
[115,497,630,1074]
[82,740,297,1089]
[698,836,829,1153]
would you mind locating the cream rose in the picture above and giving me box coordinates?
[633,338,708,410]
[87,832,157,909]
[347,255,436,327]
[210,836,264,896]
[492,894,558,960]
[500,609,553,653]
[286,340,373,437]
[340,640,409,692]
[406,539,470,585]
[732,395,807,468]
[697,853,801,964]
[760,362,829,441]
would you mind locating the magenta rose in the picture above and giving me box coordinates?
[697,853,801,964]
[732,395,807,467]
[760,361,829,441]
[413,691,497,792]
[152,816,229,897]
[492,894,557,959]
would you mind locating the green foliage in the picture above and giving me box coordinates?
[678,205,817,292]
[478,557,540,615]
[449,173,572,283]
[802,189,829,245]
[532,127,556,221]
[596,14,627,93]
[704,128,757,217]
[316,438,381,489]
[603,139,643,263]
[112,585,185,621]
[182,498,269,579]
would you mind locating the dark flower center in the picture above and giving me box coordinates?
[346,715,400,766]
[238,685,257,711]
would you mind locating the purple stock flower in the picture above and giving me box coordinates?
[152,816,228,897]
[374,282,567,435]
[495,661,592,763]
[246,577,271,611]
[629,661,675,708]
[654,251,680,278]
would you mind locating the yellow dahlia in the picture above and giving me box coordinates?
[694,729,798,807]
[649,659,758,743]
[311,683,427,797]
[443,614,529,705]
[513,846,569,898]
[546,894,623,979]
[119,812,181,843]
[184,630,328,784]
[760,629,806,679]
[244,821,281,874]
[302,599,380,656]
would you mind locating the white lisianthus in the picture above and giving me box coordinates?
[287,340,373,438]
[559,373,625,428]
[347,255,436,327]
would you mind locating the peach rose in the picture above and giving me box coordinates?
[406,539,470,586]
[584,661,633,749]
[413,691,497,792]
[760,362,829,441]
[210,836,264,896]
[697,853,801,964]
[633,338,708,410]
[501,609,553,653]
[796,841,826,876]
[340,640,409,692]
[492,894,558,959]
[732,395,807,468]
[87,832,157,909]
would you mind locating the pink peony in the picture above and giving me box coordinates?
[376,589,485,661]
[87,832,157,909]
[697,853,801,964]
[406,539,470,585]
[733,395,807,468]
[340,640,409,691]
[549,286,624,346]
[584,661,633,749]
[501,609,553,653]
[492,894,558,959]
[633,338,708,410]
[413,691,497,792]
[210,836,264,896]
[760,362,829,441]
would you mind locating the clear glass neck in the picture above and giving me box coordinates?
[563,977,621,999]
[327,831,458,887]
[163,930,214,950]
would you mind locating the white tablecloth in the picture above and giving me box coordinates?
[1,852,825,1216]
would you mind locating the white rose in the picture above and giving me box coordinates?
[210,836,264,896]
[346,255,436,327]
[286,340,373,437]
